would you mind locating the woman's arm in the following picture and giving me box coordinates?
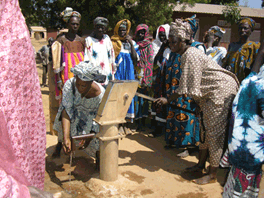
[62,109,71,154]
[252,39,264,73]
[126,35,137,65]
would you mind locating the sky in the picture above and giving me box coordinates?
[239,0,262,9]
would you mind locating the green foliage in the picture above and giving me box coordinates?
[222,2,241,24]
[19,0,240,34]
[210,0,238,4]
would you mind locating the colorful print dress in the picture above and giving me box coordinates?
[206,46,227,66]
[155,43,205,147]
[115,40,140,119]
[54,78,105,157]
[221,69,264,198]
[53,36,85,100]
[134,24,154,119]
[222,41,260,83]
[164,52,200,147]
[84,34,116,86]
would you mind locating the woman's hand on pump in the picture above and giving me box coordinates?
[154,97,168,107]
[63,137,72,154]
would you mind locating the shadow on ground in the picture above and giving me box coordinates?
[119,131,227,185]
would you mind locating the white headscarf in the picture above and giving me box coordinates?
[152,24,170,58]
[71,61,105,82]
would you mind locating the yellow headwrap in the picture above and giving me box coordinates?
[238,17,256,31]
[111,19,131,58]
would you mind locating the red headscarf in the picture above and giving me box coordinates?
[134,24,152,49]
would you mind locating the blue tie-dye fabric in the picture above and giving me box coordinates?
[228,68,264,173]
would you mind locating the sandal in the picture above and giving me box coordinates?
[192,175,217,185]
[177,150,189,158]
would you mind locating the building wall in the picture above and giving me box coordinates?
[47,28,58,40]
[172,11,264,48]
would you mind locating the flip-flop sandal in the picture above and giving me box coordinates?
[192,175,217,185]
[177,150,189,158]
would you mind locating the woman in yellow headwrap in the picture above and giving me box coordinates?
[222,17,260,83]
[111,19,140,120]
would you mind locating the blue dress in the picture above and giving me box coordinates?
[155,42,205,147]
[115,40,140,120]
[164,52,200,147]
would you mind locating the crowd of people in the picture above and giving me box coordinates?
[1,1,264,197]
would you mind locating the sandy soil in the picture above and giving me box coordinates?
[33,38,227,198]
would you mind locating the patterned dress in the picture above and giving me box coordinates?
[154,42,205,147]
[54,78,105,157]
[206,46,227,66]
[84,34,116,86]
[221,70,264,198]
[115,40,140,119]
[0,0,46,192]
[53,36,85,100]
[177,47,239,167]
[222,41,260,83]
[164,52,200,147]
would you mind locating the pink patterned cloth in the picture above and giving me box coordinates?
[0,0,46,192]
[0,111,31,198]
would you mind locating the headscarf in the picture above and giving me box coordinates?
[134,24,152,49]
[71,61,105,82]
[111,19,132,58]
[184,15,198,39]
[170,19,193,41]
[94,17,109,28]
[238,17,256,31]
[153,24,170,57]
[159,27,165,33]
[60,7,81,23]
[208,26,226,38]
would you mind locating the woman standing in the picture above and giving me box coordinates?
[51,7,85,157]
[221,40,264,198]
[111,19,140,120]
[134,24,154,127]
[222,17,260,83]
[204,26,227,66]
[0,0,46,191]
[155,19,239,185]
[152,24,170,67]
[152,16,203,159]
[53,7,85,100]
[84,17,116,86]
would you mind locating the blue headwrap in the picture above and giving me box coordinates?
[184,15,198,39]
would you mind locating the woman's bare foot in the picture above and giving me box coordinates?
[192,174,216,185]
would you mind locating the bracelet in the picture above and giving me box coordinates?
[57,80,62,83]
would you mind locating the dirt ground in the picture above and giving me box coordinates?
[33,38,227,198]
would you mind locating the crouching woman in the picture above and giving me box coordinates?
[53,61,105,167]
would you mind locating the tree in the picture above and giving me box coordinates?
[19,0,241,34]
[222,2,241,24]
[210,0,238,4]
